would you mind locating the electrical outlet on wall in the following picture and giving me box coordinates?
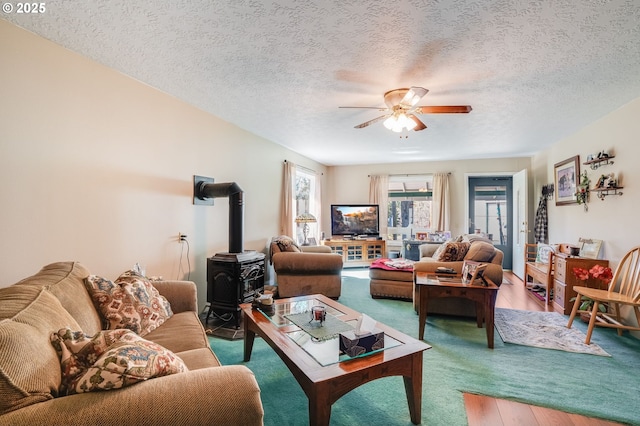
[178,233,187,242]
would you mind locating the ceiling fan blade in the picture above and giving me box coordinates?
[354,114,389,129]
[339,106,388,111]
[408,115,427,131]
[399,86,429,108]
[415,105,472,114]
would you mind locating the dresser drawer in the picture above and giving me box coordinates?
[555,256,567,282]
[553,280,567,313]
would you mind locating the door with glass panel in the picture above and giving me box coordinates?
[468,176,513,269]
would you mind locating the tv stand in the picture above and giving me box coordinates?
[322,239,386,267]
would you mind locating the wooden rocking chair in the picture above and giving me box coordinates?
[567,246,640,344]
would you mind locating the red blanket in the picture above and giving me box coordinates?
[370,258,414,271]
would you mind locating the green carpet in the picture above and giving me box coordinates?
[208,275,640,426]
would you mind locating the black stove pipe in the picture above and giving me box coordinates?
[196,181,244,253]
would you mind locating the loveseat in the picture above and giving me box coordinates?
[369,239,504,317]
[0,261,264,425]
[415,240,504,285]
[270,236,343,299]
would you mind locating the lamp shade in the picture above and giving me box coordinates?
[295,213,317,223]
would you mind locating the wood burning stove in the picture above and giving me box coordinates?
[194,176,266,329]
[206,251,264,328]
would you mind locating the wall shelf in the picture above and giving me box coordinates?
[593,187,623,200]
[584,156,615,170]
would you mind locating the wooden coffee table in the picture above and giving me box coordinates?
[415,272,499,348]
[242,294,430,426]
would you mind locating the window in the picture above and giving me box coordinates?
[387,176,432,241]
[294,169,317,244]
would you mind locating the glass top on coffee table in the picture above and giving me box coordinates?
[258,296,402,366]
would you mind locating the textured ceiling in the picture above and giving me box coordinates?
[3,1,640,166]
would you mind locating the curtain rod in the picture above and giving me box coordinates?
[284,160,323,175]
[368,172,451,177]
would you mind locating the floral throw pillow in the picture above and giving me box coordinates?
[433,241,470,262]
[51,328,187,395]
[85,270,173,336]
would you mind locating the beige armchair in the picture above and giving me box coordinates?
[270,236,343,299]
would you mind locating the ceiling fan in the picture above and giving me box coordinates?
[339,86,472,133]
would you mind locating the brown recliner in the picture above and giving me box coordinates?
[270,236,343,299]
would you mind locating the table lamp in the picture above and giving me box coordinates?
[295,213,317,245]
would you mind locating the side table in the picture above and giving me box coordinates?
[415,272,499,348]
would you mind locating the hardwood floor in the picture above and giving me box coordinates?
[463,271,624,426]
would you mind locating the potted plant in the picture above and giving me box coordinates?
[570,264,613,322]
[574,171,590,211]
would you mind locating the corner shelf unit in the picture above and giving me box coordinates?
[583,156,615,170]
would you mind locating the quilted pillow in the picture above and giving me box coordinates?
[270,235,301,263]
[465,241,496,262]
[272,235,301,253]
[85,270,173,336]
[432,241,470,262]
[51,328,187,395]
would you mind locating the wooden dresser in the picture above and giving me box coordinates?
[553,253,609,314]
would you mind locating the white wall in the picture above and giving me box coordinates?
[0,20,326,311]
[325,157,532,239]
[531,97,640,336]
[531,97,640,267]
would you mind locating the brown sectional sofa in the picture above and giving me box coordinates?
[0,261,264,425]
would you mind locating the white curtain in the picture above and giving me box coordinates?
[369,174,389,239]
[280,161,296,237]
[431,172,450,232]
[314,171,322,242]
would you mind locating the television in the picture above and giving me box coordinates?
[330,204,380,237]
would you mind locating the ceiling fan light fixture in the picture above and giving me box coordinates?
[383,116,396,130]
[391,119,404,133]
[342,86,470,132]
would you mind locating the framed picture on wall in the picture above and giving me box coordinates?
[554,155,580,205]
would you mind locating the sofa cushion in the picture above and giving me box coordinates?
[465,241,496,262]
[432,241,470,262]
[51,328,187,395]
[0,286,81,415]
[142,311,210,354]
[15,261,103,336]
[85,271,173,336]
[457,233,493,244]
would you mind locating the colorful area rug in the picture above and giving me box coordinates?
[494,308,610,356]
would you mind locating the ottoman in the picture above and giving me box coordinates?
[369,259,414,300]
